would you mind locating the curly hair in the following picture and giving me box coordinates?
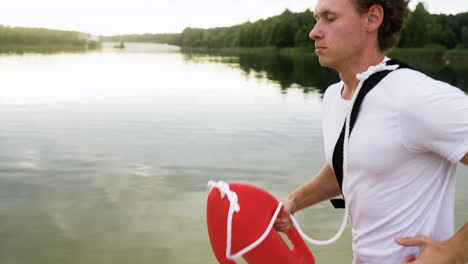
[353,0,410,52]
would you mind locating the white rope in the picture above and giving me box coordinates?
[208,180,284,260]
[206,60,401,259]
[208,181,240,260]
[272,61,399,246]
[290,207,348,245]
[298,61,399,245]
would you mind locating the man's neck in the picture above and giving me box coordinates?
[339,53,385,100]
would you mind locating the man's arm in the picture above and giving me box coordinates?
[274,162,342,233]
[461,153,468,165]
[397,222,468,264]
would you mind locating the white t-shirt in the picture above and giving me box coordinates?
[321,66,468,264]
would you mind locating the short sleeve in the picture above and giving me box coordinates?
[399,77,468,164]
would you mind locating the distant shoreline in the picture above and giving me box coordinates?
[2,42,467,68]
[178,46,468,66]
[0,26,101,54]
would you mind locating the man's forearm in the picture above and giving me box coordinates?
[287,163,342,213]
[447,222,468,262]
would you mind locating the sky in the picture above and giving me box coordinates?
[1,0,467,36]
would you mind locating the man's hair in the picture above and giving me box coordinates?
[353,0,410,52]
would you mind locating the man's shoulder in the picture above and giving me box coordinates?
[323,81,343,100]
[384,67,433,87]
[325,80,343,91]
[386,67,467,124]
[383,67,460,97]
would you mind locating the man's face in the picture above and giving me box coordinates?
[310,0,368,71]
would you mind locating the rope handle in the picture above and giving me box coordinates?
[208,181,348,260]
[209,181,283,259]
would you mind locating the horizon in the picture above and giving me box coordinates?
[1,0,467,36]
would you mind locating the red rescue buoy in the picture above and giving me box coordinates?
[206,181,315,264]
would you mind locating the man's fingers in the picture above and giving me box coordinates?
[400,254,416,264]
[274,215,291,228]
[395,236,430,247]
[274,198,295,233]
[274,221,292,233]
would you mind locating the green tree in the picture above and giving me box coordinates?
[461,26,468,48]
[401,3,432,47]
[270,9,300,48]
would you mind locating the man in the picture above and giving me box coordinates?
[274,0,468,263]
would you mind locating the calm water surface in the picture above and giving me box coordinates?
[0,43,467,264]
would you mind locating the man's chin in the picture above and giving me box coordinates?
[317,56,335,70]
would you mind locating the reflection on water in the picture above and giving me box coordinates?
[182,51,339,93]
[182,49,468,93]
[0,43,466,264]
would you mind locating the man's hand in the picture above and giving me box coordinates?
[274,198,296,233]
[273,163,342,233]
[396,236,464,264]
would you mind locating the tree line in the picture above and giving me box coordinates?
[105,3,468,50]
[0,25,100,52]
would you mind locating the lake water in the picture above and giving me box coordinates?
[0,43,467,264]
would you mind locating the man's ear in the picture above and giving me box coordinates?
[366,4,384,32]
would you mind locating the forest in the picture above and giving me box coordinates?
[0,26,100,53]
[105,3,468,50]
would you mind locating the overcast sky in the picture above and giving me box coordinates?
[1,0,466,36]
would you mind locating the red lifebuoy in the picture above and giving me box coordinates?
[206,182,315,264]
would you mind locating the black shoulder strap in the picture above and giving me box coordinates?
[330,59,412,209]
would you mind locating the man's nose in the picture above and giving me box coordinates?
[309,23,323,40]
